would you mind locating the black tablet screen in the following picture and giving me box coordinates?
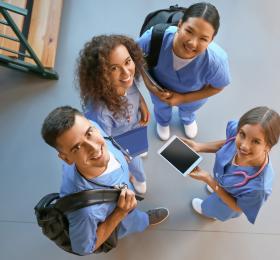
[160,138,199,174]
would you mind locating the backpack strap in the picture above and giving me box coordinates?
[55,189,121,213]
[35,189,143,217]
[146,23,170,69]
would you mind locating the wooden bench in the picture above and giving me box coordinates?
[25,0,63,68]
[0,0,63,69]
[0,0,27,58]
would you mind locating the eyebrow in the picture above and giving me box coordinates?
[70,126,92,152]
[110,56,131,67]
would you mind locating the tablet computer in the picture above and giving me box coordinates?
[113,126,148,158]
[158,135,202,177]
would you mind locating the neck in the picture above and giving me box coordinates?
[76,164,107,180]
[234,153,267,167]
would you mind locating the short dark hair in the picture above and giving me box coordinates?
[238,106,280,148]
[182,2,220,36]
[41,106,82,149]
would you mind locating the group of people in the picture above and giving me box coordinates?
[41,2,280,256]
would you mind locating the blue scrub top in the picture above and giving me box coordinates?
[202,120,274,224]
[84,82,141,136]
[137,26,231,93]
[60,121,149,255]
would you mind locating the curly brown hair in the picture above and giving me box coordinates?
[76,34,145,119]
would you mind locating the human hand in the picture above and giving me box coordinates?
[180,137,199,152]
[139,98,150,126]
[160,92,185,106]
[189,167,211,183]
[116,188,137,215]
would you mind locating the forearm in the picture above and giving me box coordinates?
[182,85,223,103]
[196,140,226,153]
[94,208,127,250]
[205,176,241,212]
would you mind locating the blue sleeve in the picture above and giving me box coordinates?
[226,120,238,139]
[68,207,98,255]
[207,58,230,88]
[237,190,265,224]
[84,102,114,136]
[137,27,153,56]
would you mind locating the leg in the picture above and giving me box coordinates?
[178,99,207,125]
[150,93,172,126]
[201,193,241,221]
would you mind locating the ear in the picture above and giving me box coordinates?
[177,19,183,29]
[58,152,74,165]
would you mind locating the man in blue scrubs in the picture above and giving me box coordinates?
[41,106,169,255]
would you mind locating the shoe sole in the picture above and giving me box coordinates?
[149,208,169,226]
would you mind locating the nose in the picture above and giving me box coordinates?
[240,140,250,151]
[121,66,130,76]
[84,139,99,153]
[188,37,198,48]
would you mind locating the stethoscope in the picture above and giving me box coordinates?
[218,136,268,188]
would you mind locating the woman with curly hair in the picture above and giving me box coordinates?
[77,35,150,194]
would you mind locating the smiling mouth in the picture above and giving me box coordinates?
[183,43,196,53]
[120,75,131,82]
[238,148,250,156]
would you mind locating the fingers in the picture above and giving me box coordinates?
[117,188,137,213]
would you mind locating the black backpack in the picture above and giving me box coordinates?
[139,5,186,69]
[35,189,120,255]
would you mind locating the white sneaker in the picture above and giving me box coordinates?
[156,123,170,140]
[192,198,203,214]
[184,121,198,139]
[140,152,148,158]
[206,184,214,193]
[130,175,147,194]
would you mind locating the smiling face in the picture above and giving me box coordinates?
[108,44,135,96]
[173,17,215,59]
[235,124,270,166]
[56,115,110,177]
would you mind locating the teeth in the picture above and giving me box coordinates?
[121,76,131,82]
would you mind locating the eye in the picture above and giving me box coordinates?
[73,144,81,153]
[125,58,132,65]
[185,29,192,34]
[238,131,245,139]
[253,139,261,145]
[110,66,118,72]
[200,38,208,42]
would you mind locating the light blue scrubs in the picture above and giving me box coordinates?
[60,121,149,255]
[84,82,146,183]
[201,120,274,224]
[137,26,231,125]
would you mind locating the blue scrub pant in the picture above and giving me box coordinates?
[118,208,149,239]
[201,193,241,221]
[128,155,146,182]
[150,93,207,126]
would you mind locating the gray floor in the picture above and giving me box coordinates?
[1,0,280,259]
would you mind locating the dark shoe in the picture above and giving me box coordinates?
[146,207,169,226]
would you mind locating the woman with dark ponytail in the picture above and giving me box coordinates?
[138,2,230,140]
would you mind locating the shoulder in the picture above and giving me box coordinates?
[225,120,238,139]
[60,164,84,196]
[207,42,229,62]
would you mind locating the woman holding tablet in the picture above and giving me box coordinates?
[138,2,230,140]
[184,107,280,224]
[77,35,150,194]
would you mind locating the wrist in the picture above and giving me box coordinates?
[114,207,128,219]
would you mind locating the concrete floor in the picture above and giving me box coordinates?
[1,0,280,259]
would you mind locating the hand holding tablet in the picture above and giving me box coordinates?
[158,135,203,177]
